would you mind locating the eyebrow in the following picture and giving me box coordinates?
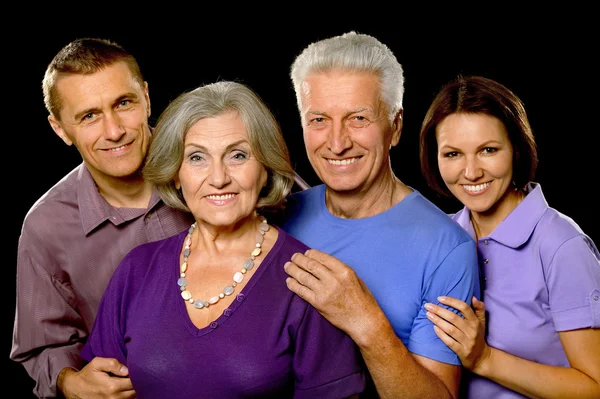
[306,107,371,118]
[185,139,250,152]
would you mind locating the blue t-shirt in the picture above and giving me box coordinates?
[280,184,481,365]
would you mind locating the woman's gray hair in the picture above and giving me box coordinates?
[290,31,405,124]
[143,81,295,212]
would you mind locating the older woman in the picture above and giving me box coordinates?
[81,81,365,398]
[419,75,600,398]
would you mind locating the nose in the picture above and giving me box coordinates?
[104,111,126,141]
[464,156,484,181]
[327,122,352,154]
[208,159,231,188]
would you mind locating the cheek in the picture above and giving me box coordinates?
[437,159,457,183]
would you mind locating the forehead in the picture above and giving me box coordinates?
[437,113,509,143]
[185,111,249,143]
[56,62,143,116]
[301,69,381,111]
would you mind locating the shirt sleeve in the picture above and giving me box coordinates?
[547,235,600,330]
[81,260,129,366]
[10,234,87,398]
[408,239,480,365]
[292,305,366,398]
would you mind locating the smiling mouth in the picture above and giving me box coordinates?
[105,143,131,152]
[205,194,236,200]
[462,182,491,193]
[326,157,360,166]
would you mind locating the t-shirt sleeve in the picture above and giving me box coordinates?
[81,259,130,366]
[292,305,366,398]
[547,235,600,330]
[408,239,480,365]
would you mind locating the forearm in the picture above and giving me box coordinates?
[354,311,453,399]
[15,344,85,398]
[477,347,600,399]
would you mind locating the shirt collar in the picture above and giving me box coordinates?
[76,164,162,235]
[456,182,548,248]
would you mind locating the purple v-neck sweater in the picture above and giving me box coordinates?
[82,226,365,398]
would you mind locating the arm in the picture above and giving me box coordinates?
[11,243,88,398]
[285,249,458,399]
[426,296,600,398]
[11,236,134,398]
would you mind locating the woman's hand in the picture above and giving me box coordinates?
[425,296,491,373]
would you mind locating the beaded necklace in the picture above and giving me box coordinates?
[177,216,269,309]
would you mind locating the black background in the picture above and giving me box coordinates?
[7,13,598,397]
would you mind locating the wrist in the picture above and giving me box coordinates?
[56,367,77,396]
[351,307,395,349]
[472,345,494,377]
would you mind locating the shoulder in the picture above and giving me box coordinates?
[406,192,473,245]
[20,166,82,240]
[535,207,599,258]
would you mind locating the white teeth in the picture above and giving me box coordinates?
[327,157,359,165]
[206,194,235,200]
[109,145,127,152]
[463,182,491,193]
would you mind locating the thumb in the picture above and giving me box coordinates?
[472,296,486,323]
[92,357,129,377]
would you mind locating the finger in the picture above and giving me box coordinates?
[285,276,316,305]
[472,296,486,311]
[426,307,468,344]
[425,302,471,329]
[303,249,352,273]
[91,357,129,377]
[290,252,330,280]
[472,297,487,323]
[432,325,463,355]
[437,296,473,315]
[284,260,322,290]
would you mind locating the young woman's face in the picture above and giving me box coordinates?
[436,112,514,215]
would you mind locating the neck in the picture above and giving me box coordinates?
[93,171,153,209]
[470,189,525,238]
[192,214,263,255]
[325,172,412,219]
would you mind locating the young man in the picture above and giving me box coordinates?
[280,31,481,398]
[10,38,193,398]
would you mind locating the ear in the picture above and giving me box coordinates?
[143,81,151,118]
[390,108,403,147]
[174,177,181,190]
[48,114,73,146]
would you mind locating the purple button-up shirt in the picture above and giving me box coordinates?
[452,182,600,398]
[10,163,194,398]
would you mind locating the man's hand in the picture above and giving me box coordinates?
[284,249,383,341]
[58,357,136,399]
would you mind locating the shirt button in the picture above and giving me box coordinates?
[236,294,245,302]
[484,240,488,245]
[223,309,232,317]
[484,259,489,264]
[209,322,218,329]
[594,295,599,301]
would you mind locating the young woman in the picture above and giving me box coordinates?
[419,75,600,398]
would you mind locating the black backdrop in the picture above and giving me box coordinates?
[7,16,598,397]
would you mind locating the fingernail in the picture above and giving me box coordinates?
[120,365,129,374]
[426,312,434,320]
[438,296,446,302]
[424,303,433,310]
